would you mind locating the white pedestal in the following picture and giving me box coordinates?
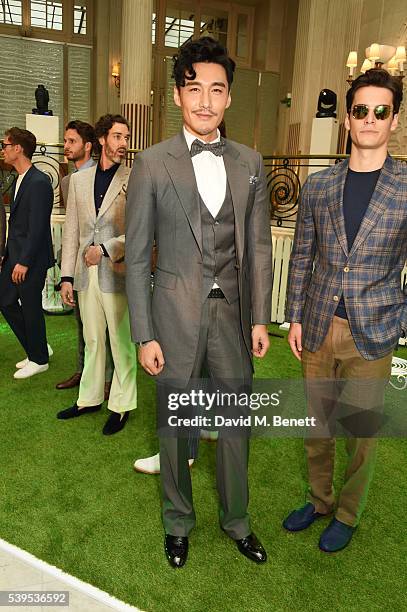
[25,114,62,212]
[26,114,59,144]
[308,117,339,176]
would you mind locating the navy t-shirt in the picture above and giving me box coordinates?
[335,168,381,319]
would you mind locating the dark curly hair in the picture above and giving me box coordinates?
[65,120,96,153]
[94,114,129,140]
[346,68,403,114]
[172,36,235,90]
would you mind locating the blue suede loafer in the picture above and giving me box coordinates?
[283,502,328,532]
[319,518,355,552]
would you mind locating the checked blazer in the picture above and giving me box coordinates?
[286,155,407,360]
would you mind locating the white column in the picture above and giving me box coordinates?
[121,0,153,150]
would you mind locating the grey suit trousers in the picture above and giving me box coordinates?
[158,296,253,539]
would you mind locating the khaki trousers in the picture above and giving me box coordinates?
[302,316,392,526]
[77,266,137,413]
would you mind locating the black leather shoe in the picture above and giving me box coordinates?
[164,535,188,568]
[283,502,328,532]
[319,518,355,553]
[57,403,102,419]
[235,532,267,564]
[102,410,129,435]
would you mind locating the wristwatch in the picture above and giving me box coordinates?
[137,339,154,347]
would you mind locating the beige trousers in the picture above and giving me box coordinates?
[302,316,392,526]
[77,266,137,413]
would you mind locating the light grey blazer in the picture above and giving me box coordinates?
[125,131,273,383]
[61,163,130,293]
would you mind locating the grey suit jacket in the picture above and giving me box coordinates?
[125,131,273,383]
[0,200,6,257]
[61,163,130,293]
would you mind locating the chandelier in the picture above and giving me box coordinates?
[346,44,406,84]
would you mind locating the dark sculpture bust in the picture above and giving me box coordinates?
[32,84,53,116]
[316,89,337,118]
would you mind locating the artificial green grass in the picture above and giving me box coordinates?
[0,314,406,611]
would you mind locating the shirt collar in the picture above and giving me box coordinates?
[76,158,96,172]
[97,162,120,175]
[17,168,30,181]
[183,126,220,151]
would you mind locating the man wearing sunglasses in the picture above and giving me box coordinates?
[0,128,54,378]
[283,69,406,552]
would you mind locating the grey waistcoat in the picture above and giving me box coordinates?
[200,182,239,304]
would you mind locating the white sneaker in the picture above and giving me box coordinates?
[133,452,194,475]
[15,357,29,369]
[14,361,49,379]
[16,344,53,369]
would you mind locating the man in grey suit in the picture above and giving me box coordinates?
[55,120,113,396]
[126,37,272,567]
[58,114,137,435]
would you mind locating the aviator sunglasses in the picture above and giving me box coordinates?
[351,104,392,120]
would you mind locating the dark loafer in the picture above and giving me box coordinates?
[319,518,355,553]
[102,410,129,435]
[283,502,328,532]
[164,535,188,568]
[57,403,101,419]
[235,532,267,564]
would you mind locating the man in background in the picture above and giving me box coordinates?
[55,120,113,400]
[58,114,137,435]
[0,128,54,379]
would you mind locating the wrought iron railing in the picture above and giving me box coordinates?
[264,154,407,229]
[1,143,66,210]
[2,146,407,229]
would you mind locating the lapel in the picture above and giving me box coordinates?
[163,132,202,253]
[97,163,128,220]
[223,140,249,265]
[10,166,35,216]
[79,164,97,221]
[327,159,349,256]
[349,155,397,256]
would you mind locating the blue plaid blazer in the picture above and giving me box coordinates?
[286,155,407,360]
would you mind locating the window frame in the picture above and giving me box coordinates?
[0,0,93,44]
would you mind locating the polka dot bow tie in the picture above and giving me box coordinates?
[190,138,225,157]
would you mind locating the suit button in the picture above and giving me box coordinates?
[333,295,339,302]
[95,228,99,233]
[343,266,349,272]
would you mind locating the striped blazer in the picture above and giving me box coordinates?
[286,155,407,360]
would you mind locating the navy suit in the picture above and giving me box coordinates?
[0,165,54,364]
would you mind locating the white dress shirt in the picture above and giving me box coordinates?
[183,127,226,218]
